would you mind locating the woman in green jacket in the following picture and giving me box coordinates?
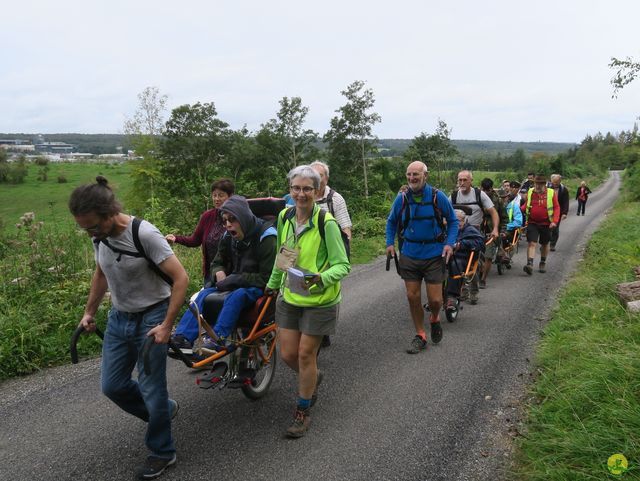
[266,165,350,438]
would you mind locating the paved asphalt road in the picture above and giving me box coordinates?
[0,172,620,481]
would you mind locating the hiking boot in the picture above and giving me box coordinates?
[539,262,546,273]
[311,370,323,407]
[430,321,443,344]
[479,279,486,289]
[469,291,479,305]
[406,335,427,354]
[320,335,331,348]
[549,244,556,252]
[137,454,176,480]
[523,264,533,276]
[286,407,311,438]
[168,399,179,420]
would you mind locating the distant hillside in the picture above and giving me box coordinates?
[1,133,575,158]
[378,139,576,157]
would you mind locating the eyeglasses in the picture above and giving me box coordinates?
[290,185,314,194]
[76,222,101,233]
[212,193,228,199]
[222,215,237,224]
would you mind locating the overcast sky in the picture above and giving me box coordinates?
[2,0,639,142]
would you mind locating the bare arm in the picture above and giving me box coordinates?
[487,207,500,238]
[79,264,109,332]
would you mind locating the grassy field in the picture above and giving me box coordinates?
[0,161,132,233]
[513,183,640,479]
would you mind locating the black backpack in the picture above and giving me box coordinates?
[94,217,173,286]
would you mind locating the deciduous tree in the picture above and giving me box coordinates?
[324,80,381,198]
[404,119,458,189]
[257,96,318,175]
[123,86,168,214]
[160,102,231,214]
[609,56,640,98]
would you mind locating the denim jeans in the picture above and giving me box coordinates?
[101,300,175,459]
[174,287,263,342]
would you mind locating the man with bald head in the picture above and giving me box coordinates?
[386,161,459,354]
[450,170,499,303]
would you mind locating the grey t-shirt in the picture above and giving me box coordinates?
[94,217,174,312]
[450,189,494,228]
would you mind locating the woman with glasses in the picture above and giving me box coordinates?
[165,179,234,283]
[265,165,351,438]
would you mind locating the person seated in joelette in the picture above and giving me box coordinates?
[445,209,485,309]
[171,195,277,351]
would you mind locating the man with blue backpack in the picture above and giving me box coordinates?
[386,161,459,354]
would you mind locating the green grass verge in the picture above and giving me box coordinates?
[0,161,132,233]
[514,193,640,480]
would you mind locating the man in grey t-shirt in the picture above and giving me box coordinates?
[70,176,189,480]
[93,219,175,312]
[449,170,499,304]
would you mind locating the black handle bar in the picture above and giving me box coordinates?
[386,253,399,273]
[70,325,104,364]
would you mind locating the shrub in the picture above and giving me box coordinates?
[8,163,28,184]
[624,162,640,201]
[0,215,100,379]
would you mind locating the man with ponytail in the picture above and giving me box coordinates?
[69,176,189,480]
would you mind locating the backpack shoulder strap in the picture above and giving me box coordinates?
[284,206,296,221]
[432,188,446,234]
[132,218,173,286]
[284,206,326,241]
[318,208,326,241]
[451,190,458,205]
[475,187,482,207]
[326,188,335,216]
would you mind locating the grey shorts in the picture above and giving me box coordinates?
[398,254,446,284]
[275,296,339,336]
[526,223,551,245]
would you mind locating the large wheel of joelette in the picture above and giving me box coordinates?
[242,331,277,400]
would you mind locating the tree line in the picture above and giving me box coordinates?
[27,78,617,235]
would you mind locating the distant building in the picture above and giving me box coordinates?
[0,139,36,152]
[34,141,74,154]
[66,152,94,160]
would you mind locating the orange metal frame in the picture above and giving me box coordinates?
[190,296,277,370]
[450,237,493,281]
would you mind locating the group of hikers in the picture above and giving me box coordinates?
[68,160,592,479]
